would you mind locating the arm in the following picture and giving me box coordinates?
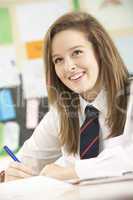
[5,108,62,181]
[18,108,62,173]
[39,94,133,181]
[75,80,133,180]
[35,81,133,181]
[40,163,78,180]
[75,143,133,179]
[38,140,133,181]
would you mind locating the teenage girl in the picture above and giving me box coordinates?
[4,11,133,182]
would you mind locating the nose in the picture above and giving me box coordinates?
[64,57,76,72]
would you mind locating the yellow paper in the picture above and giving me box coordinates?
[26,40,43,59]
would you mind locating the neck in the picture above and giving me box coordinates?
[81,80,102,102]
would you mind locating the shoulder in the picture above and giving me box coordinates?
[31,106,60,139]
[36,105,60,132]
[127,75,133,105]
[128,75,133,89]
[128,75,133,82]
[40,106,59,124]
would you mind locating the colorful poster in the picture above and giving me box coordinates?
[0,89,16,121]
[0,8,13,44]
[26,40,43,59]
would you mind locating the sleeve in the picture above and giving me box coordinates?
[17,108,62,174]
[75,143,133,179]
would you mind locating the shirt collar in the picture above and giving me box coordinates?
[79,88,107,117]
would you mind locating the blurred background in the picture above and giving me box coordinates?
[0,0,133,166]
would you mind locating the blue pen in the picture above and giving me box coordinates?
[3,145,20,162]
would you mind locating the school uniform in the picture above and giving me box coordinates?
[18,79,133,179]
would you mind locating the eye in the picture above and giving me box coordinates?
[72,49,83,57]
[53,57,63,65]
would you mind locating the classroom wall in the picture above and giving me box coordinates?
[0,0,75,156]
[79,0,133,74]
[0,0,133,156]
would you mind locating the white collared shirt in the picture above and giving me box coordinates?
[79,88,110,139]
[18,81,133,178]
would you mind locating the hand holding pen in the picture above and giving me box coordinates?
[1,145,20,182]
[2,145,37,182]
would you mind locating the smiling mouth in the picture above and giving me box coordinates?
[69,72,85,80]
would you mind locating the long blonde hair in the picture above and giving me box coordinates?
[44,12,129,154]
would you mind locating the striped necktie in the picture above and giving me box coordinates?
[80,105,100,159]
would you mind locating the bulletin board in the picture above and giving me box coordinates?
[0,0,80,155]
[79,0,133,75]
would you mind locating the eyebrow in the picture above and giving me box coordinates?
[52,45,84,58]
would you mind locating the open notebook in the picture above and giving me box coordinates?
[66,171,133,185]
[0,176,73,200]
[0,174,133,200]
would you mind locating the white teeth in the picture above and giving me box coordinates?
[70,72,84,80]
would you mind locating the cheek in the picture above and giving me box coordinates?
[95,65,99,77]
[93,65,99,75]
[55,67,63,80]
[89,59,99,74]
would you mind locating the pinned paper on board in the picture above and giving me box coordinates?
[26,99,39,129]
[0,8,13,44]
[4,122,20,152]
[0,122,20,154]
[0,46,20,88]
[21,59,47,99]
[26,40,43,59]
[15,0,70,42]
[0,89,16,121]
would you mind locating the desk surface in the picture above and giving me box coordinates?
[0,176,133,200]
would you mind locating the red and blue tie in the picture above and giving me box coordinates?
[80,105,100,159]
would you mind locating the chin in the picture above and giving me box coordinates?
[68,84,94,94]
[73,88,90,95]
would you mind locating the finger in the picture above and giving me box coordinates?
[5,167,32,179]
[9,161,37,176]
[39,164,53,176]
[39,163,63,176]
[5,174,28,182]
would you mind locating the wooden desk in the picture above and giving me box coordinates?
[0,176,133,200]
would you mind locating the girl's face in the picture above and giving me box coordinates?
[52,29,99,96]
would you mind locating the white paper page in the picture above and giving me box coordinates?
[0,176,73,200]
[4,122,20,151]
[0,46,20,88]
[67,173,133,185]
[15,0,70,42]
[26,99,39,129]
[21,59,47,99]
